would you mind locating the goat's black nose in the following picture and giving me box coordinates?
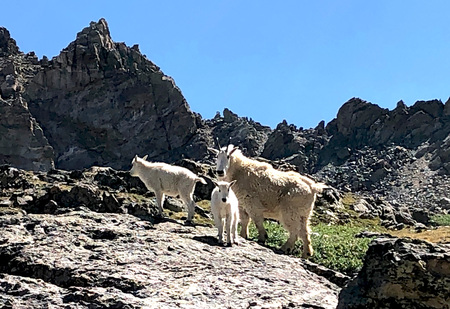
[217,170,224,177]
[222,198,227,203]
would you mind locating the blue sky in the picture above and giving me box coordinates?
[3,1,450,128]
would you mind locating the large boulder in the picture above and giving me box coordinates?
[337,237,450,309]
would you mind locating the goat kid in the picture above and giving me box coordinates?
[210,180,239,246]
[129,155,206,223]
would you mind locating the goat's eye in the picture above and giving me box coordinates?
[218,189,221,192]
[227,155,230,159]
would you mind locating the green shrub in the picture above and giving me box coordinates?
[430,214,450,226]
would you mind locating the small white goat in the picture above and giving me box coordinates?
[129,155,206,222]
[211,142,327,258]
[210,180,239,246]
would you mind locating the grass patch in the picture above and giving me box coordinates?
[197,200,211,212]
[389,226,450,243]
[341,192,357,207]
[430,214,450,226]
[247,220,289,248]
[310,223,373,275]
[245,219,381,275]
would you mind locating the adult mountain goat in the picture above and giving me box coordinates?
[129,155,206,223]
[212,142,327,258]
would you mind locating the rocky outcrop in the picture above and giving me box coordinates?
[0,27,54,171]
[0,28,19,57]
[0,166,340,308]
[24,19,203,170]
[205,108,271,157]
[0,97,54,171]
[337,237,450,309]
[320,97,450,169]
[261,120,329,173]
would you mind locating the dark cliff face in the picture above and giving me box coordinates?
[23,19,201,170]
[0,27,54,171]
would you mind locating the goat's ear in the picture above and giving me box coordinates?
[207,147,219,155]
[229,146,239,156]
[228,180,237,188]
[142,155,148,161]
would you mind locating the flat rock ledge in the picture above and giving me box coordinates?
[0,208,339,308]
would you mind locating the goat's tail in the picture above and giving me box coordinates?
[196,176,207,185]
[311,182,329,194]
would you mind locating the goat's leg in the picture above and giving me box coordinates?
[239,208,250,239]
[253,216,268,244]
[216,217,224,244]
[225,213,232,245]
[181,194,195,223]
[299,217,313,258]
[280,230,298,254]
[279,214,300,254]
[248,201,268,243]
[231,212,239,244]
[154,191,165,216]
[280,215,312,257]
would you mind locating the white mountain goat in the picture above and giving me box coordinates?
[211,141,327,258]
[129,155,206,222]
[210,180,239,246]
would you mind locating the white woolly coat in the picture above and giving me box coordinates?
[130,158,206,198]
[223,150,326,224]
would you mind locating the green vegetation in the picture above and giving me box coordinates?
[167,197,448,275]
[430,214,450,226]
[310,223,373,274]
[245,219,379,275]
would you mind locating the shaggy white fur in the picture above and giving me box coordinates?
[214,145,327,258]
[129,155,206,222]
[210,180,239,246]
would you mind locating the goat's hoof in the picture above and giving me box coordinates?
[226,242,232,247]
[257,237,267,244]
[302,252,313,259]
[154,214,167,222]
[184,220,195,226]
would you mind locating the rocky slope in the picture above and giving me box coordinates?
[0,165,341,308]
[0,166,448,308]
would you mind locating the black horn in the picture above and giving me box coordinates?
[226,137,231,152]
[215,137,222,150]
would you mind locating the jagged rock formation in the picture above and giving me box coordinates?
[0,27,54,171]
[261,120,328,173]
[0,166,340,308]
[337,236,450,309]
[320,97,450,171]
[23,19,203,170]
[205,108,272,157]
